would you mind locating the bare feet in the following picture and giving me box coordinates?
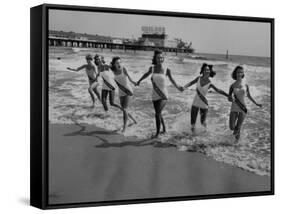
[233,128,240,141]
[151,133,160,139]
[121,127,126,133]
[234,132,240,140]
[128,113,137,124]
[191,125,195,133]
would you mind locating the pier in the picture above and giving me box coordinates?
[48,36,191,54]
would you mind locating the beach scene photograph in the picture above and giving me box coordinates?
[48,9,272,205]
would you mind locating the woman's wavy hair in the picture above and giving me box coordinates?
[200,63,216,78]
[152,49,163,65]
[94,54,105,66]
[110,56,121,71]
[231,65,244,80]
[85,54,93,60]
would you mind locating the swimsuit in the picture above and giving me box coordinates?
[192,77,211,109]
[151,66,168,101]
[86,66,99,88]
[231,84,247,114]
[114,67,133,97]
[99,65,116,91]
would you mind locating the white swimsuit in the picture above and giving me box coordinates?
[151,66,168,101]
[192,77,211,109]
[114,67,133,97]
[99,65,116,91]
[86,66,99,88]
[231,83,247,114]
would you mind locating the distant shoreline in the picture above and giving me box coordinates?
[49,46,271,67]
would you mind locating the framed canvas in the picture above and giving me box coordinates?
[30,3,274,209]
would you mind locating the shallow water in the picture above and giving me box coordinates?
[49,47,271,176]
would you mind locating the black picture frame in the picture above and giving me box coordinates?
[30,3,274,209]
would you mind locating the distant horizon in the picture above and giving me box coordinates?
[196,51,271,58]
[49,10,271,57]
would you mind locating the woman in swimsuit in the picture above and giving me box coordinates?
[228,65,262,140]
[136,50,183,138]
[94,54,122,112]
[111,56,137,133]
[183,63,229,132]
[67,54,100,107]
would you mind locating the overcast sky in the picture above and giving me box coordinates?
[49,9,271,57]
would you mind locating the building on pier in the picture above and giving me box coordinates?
[138,26,166,47]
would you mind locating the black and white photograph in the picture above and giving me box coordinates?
[46,6,273,206]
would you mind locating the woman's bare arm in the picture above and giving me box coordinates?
[166,69,183,91]
[183,76,199,89]
[136,67,153,85]
[210,84,229,97]
[95,67,100,78]
[228,84,234,102]
[123,67,137,86]
[246,85,262,107]
[67,65,86,72]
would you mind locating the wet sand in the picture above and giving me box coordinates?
[48,123,270,205]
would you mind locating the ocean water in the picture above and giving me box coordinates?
[49,47,271,176]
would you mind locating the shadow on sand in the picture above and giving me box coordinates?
[64,121,175,149]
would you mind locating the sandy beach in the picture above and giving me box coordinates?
[48,123,270,205]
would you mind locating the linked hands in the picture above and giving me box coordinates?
[228,95,234,102]
[178,85,184,92]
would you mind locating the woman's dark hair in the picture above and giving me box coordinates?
[152,49,163,65]
[231,65,244,80]
[94,54,100,66]
[94,54,105,66]
[110,56,121,71]
[200,63,216,78]
[85,54,93,60]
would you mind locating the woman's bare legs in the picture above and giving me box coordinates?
[88,83,101,107]
[229,111,245,140]
[160,116,166,134]
[229,112,238,131]
[190,105,199,132]
[234,112,246,140]
[101,90,109,111]
[109,90,122,110]
[88,87,96,106]
[153,99,167,138]
[120,96,137,133]
[93,87,101,101]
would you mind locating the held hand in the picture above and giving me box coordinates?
[228,96,233,102]
[67,67,70,70]
[136,81,140,86]
[257,103,262,108]
[132,81,138,87]
[178,86,184,92]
